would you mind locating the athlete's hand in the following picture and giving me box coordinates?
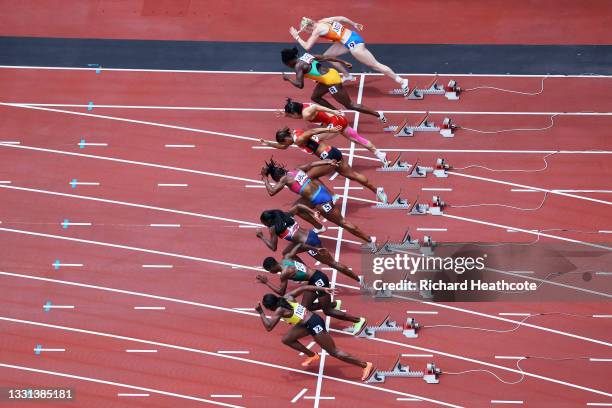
[289,27,300,40]
[330,125,343,133]
[256,275,268,284]
[260,167,268,177]
[256,229,264,239]
[328,159,339,167]
[343,61,353,69]
[282,73,291,82]
[255,302,264,313]
[354,23,364,31]
[333,110,344,116]
[275,109,286,118]
[321,287,337,296]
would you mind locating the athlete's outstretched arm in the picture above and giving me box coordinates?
[301,125,342,140]
[261,170,287,196]
[297,159,338,172]
[319,16,363,31]
[311,103,344,116]
[282,67,305,89]
[256,227,278,251]
[259,138,290,149]
[287,285,334,299]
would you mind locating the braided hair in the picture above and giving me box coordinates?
[260,209,295,236]
[284,98,304,115]
[263,157,288,182]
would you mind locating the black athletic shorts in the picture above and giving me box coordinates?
[304,313,327,336]
[308,270,330,297]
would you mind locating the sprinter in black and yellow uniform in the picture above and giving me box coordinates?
[256,285,375,381]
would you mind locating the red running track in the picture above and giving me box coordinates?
[0,67,611,407]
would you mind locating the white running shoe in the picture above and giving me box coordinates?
[313,225,327,234]
[377,111,387,124]
[376,151,388,166]
[332,194,340,204]
[401,79,410,97]
[342,74,356,82]
[376,187,388,203]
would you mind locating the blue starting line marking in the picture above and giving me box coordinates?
[53,259,61,270]
[78,139,86,149]
[70,179,78,188]
[43,301,52,312]
[62,219,70,229]
[34,345,42,355]
[87,63,101,74]
[87,102,94,111]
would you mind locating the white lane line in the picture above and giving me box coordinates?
[443,214,611,251]
[589,359,612,362]
[233,308,254,311]
[2,65,611,78]
[448,171,612,206]
[0,317,461,408]
[0,363,242,407]
[332,330,612,398]
[61,222,92,227]
[588,403,612,406]
[512,189,612,193]
[43,305,74,309]
[397,398,421,401]
[0,226,263,272]
[291,388,308,403]
[142,265,173,268]
[211,395,243,398]
[0,103,260,143]
[52,263,83,267]
[304,396,335,400]
[593,315,612,318]
[0,144,261,184]
[149,224,181,227]
[333,186,363,190]
[245,185,265,188]
[217,351,249,355]
[491,401,523,404]
[498,313,531,316]
[422,188,452,191]
[595,272,612,276]
[79,142,107,147]
[118,393,150,397]
[133,306,166,310]
[157,183,188,187]
[0,185,261,228]
[416,228,447,232]
[0,181,12,184]
[599,230,612,234]
[125,349,157,353]
[165,144,195,148]
[0,141,20,144]
[507,271,534,274]
[70,181,99,186]
[495,356,527,360]
[34,348,65,352]
[401,354,434,358]
[406,311,439,315]
[369,149,612,154]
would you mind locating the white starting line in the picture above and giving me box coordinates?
[217,351,250,355]
[125,349,158,353]
[491,400,524,404]
[141,265,173,268]
[157,183,188,187]
[211,395,243,398]
[149,224,181,228]
[165,144,195,148]
[42,305,74,310]
[133,306,166,310]
[291,388,308,403]
[118,393,150,397]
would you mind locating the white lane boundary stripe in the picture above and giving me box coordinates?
[0,184,261,227]
[448,172,611,206]
[330,330,612,398]
[0,143,262,184]
[1,65,610,78]
[0,363,242,407]
[0,103,260,143]
[291,388,308,403]
[2,270,609,348]
[0,317,461,408]
[443,214,611,251]
[0,226,263,272]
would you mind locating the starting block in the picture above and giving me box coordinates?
[376,153,411,172]
[385,113,457,138]
[377,230,420,254]
[408,158,451,178]
[373,191,410,209]
[409,195,447,216]
[367,356,441,384]
[356,314,421,339]
[390,77,461,101]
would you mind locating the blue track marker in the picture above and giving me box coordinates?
[34,345,42,355]
[53,259,61,270]
[70,179,78,188]
[87,102,94,111]
[43,301,52,312]
[78,139,86,149]
[87,63,101,74]
[62,219,70,229]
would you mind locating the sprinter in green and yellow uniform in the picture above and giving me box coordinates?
[256,284,375,381]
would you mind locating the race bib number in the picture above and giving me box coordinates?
[314,278,325,287]
[331,22,343,36]
[321,202,333,213]
[294,304,306,319]
[295,262,307,273]
[320,151,329,159]
[294,170,308,185]
[307,249,318,257]
[299,53,315,64]
[312,324,324,334]
[347,41,356,49]
[329,86,338,94]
